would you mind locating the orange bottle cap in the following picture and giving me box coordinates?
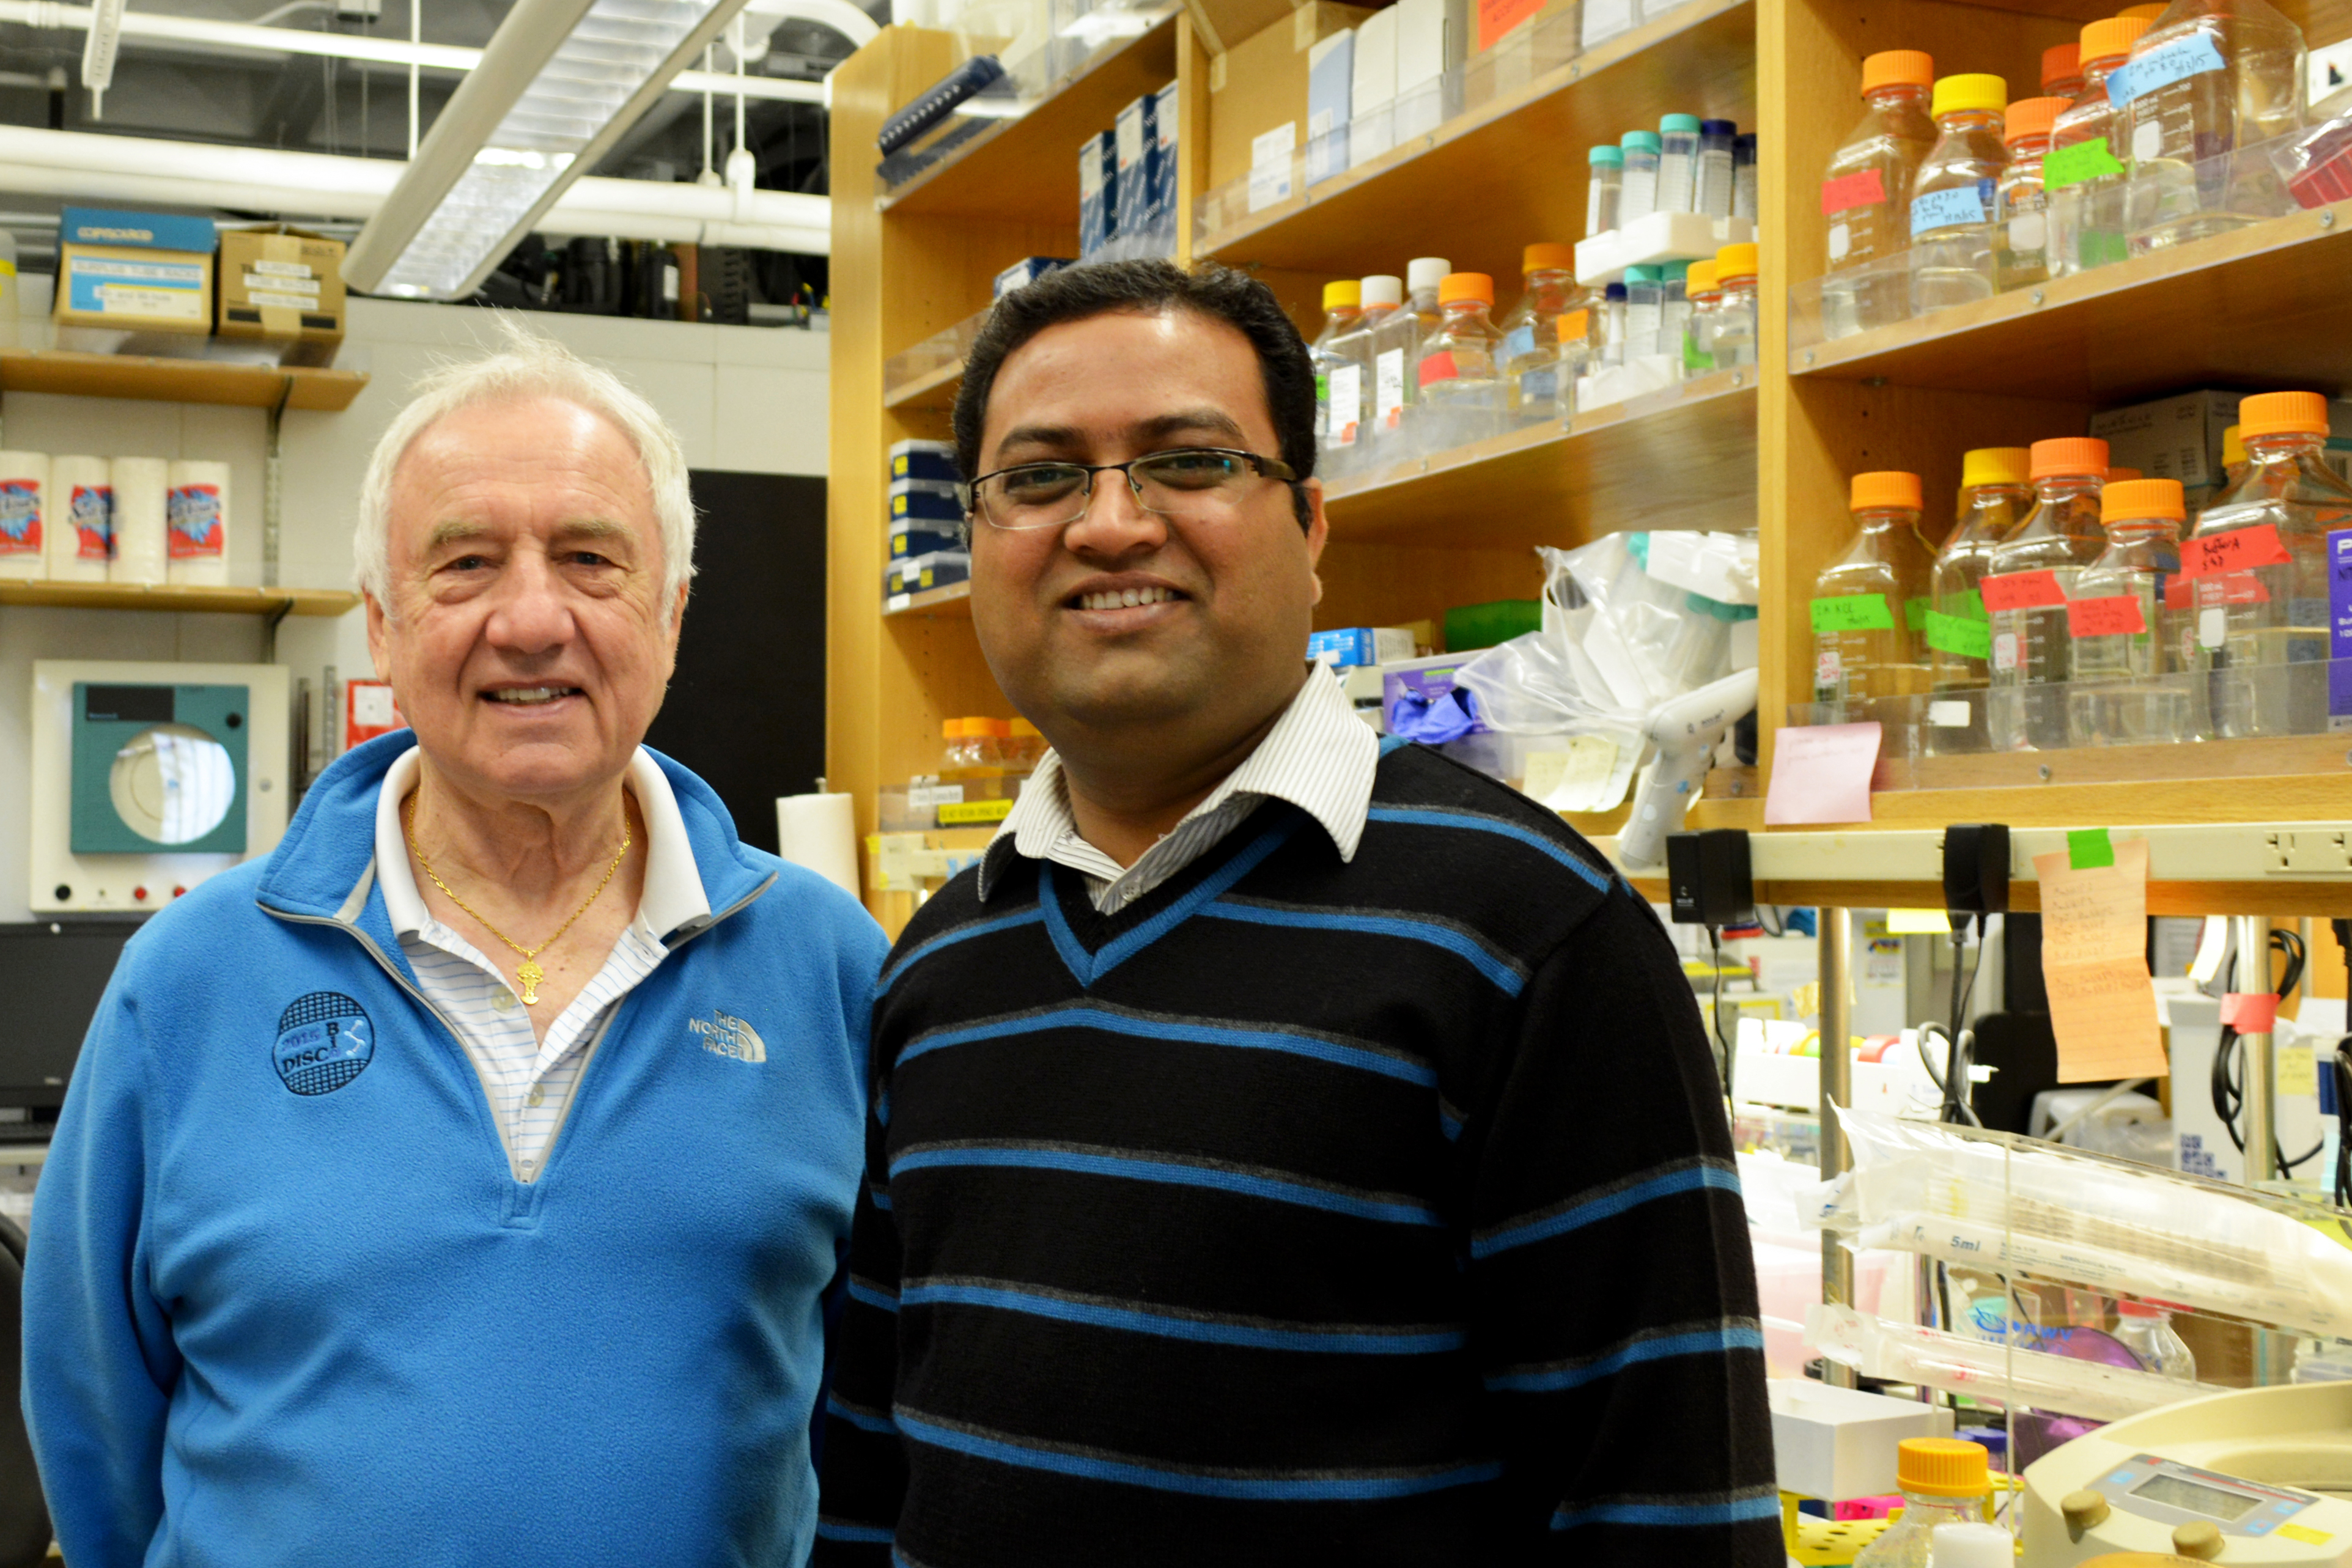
[2030,436,2109,480]
[979,717,1013,737]
[2041,41,2080,87]
[1715,242,1758,279]
[2103,477,2186,521]
[1898,1438,1991,1498]
[1686,260,1719,293]
[2118,2,2166,18]
[1522,242,1576,272]
[1862,50,1934,93]
[1323,279,1362,309]
[1439,271,1494,305]
[2238,389,2330,438]
[2107,466,2142,482]
[1931,73,2008,119]
[1852,470,1923,511]
[1008,718,1042,737]
[2223,424,2245,466]
[942,718,965,738]
[2004,95,2066,141]
[1961,447,2030,488]
[2081,15,2152,64]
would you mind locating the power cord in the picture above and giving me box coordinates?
[1708,926,1737,1103]
[2211,929,2322,1172]
[1917,916,1987,1127]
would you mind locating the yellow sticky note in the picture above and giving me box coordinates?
[2279,1043,2319,1097]
[2278,1524,2332,1547]
[1523,734,1620,812]
[2033,836,2167,1082]
[1887,908,1950,935]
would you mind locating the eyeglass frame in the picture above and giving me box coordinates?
[954,446,1308,535]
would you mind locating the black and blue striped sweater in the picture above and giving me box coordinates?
[816,740,1779,1566]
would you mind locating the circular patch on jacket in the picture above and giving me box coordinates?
[273,992,374,1097]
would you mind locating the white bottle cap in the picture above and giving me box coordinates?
[1359,274,1403,307]
[1407,257,1451,291]
[1929,1523,2014,1568]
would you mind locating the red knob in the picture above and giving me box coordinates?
[132,886,149,901]
[171,885,187,898]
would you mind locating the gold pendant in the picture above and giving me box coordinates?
[517,959,544,1006]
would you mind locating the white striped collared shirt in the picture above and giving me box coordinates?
[979,661,1381,913]
[373,746,710,1182]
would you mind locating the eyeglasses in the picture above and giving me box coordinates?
[959,447,1299,532]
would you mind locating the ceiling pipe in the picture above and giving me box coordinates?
[0,0,849,102]
[0,124,830,253]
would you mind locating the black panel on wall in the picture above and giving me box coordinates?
[643,470,826,855]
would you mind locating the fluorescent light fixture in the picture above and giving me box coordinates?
[346,0,759,300]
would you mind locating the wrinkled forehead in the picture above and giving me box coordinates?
[386,394,658,553]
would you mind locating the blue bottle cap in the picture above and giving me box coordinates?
[1605,282,1628,300]
[1735,132,1758,152]
[1700,117,1738,135]
[1661,114,1703,133]
[1588,144,1624,166]
[1621,130,1663,152]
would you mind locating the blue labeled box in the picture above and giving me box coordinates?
[56,206,217,333]
[890,484,964,525]
[1308,626,1418,668]
[890,520,965,558]
[890,438,957,484]
[1151,82,1181,229]
[1079,129,1118,257]
[885,550,972,606]
[994,256,1072,298]
[2332,529,2352,729]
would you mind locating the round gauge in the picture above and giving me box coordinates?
[108,723,236,845]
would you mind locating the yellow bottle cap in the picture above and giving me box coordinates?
[1852,470,1923,511]
[974,717,1012,738]
[2081,15,2153,64]
[2104,477,2185,521]
[1686,260,1719,293]
[2030,436,2109,480]
[1522,241,1576,272]
[1714,242,1758,280]
[1862,50,1934,92]
[1961,447,2030,488]
[1323,279,1362,309]
[1932,73,2008,119]
[1439,271,1494,305]
[1898,1437,1991,1498]
[2223,424,2245,466]
[2239,389,2330,438]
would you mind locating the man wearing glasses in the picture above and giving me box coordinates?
[815,261,1777,1566]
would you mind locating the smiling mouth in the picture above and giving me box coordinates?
[484,685,581,705]
[1072,586,1184,611]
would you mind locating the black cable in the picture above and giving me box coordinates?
[1917,918,1985,1127]
[2210,930,2322,1172]
[1708,926,1736,1102]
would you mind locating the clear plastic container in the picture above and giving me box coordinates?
[1415,271,1506,449]
[1709,242,1758,367]
[1657,113,1702,213]
[1586,144,1624,237]
[1821,50,1938,338]
[1659,260,1692,363]
[1620,130,1662,225]
[1697,118,1738,217]
[2123,0,2308,252]
[2042,40,2084,100]
[1311,279,1363,461]
[2185,390,2352,737]
[2048,17,2151,278]
[2069,477,2195,745]
[1909,73,2008,314]
[1812,469,1936,712]
[2114,1298,2200,1381]
[1371,257,1448,457]
[1984,435,2110,751]
[1601,280,1628,366]
[1734,131,1758,219]
[1996,96,2066,290]
[1623,263,1663,358]
[1322,274,1399,479]
[1681,259,1720,377]
[1498,244,1582,428]
[1927,446,2032,751]
[1851,1438,1992,1568]
[1003,717,1045,773]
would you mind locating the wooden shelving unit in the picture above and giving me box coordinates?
[0,349,368,411]
[0,580,358,616]
[831,0,2352,926]
[883,579,973,617]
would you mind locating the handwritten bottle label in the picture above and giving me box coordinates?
[2180,522,2291,578]
[1810,594,1895,633]
[1911,180,1994,237]
[1820,167,1889,216]
[2107,34,2227,107]
[2043,137,2126,192]
[1980,569,2068,613]
[2066,594,2148,636]
[1926,609,1993,659]
[1417,350,1460,388]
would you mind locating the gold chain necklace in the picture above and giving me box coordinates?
[404,794,632,1006]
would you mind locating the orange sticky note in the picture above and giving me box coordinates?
[2032,836,2165,1082]
[1764,722,1881,826]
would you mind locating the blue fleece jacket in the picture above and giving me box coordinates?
[23,734,890,1568]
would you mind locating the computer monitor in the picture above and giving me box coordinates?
[0,921,141,1122]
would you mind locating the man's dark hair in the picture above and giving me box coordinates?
[951,260,1318,528]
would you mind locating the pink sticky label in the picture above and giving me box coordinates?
[0,479,41,555]
[1764,721,1882,826]
[167,484,223,559]
[2219,992,2280,1032]
[1820,167,1888,216]
[1980,569,2067,613]
[2181,523,2291,580]
[2066,594,2146,637]
[1417,350,1459,388]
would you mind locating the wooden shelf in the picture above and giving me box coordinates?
[0,349,368,411]
[1324,369,1758,546]
[0,580,360,616]
[1198,0,1755,290]
[1791,198,2352,405]
[883,579,973,617]
[878,14,1182,220]
[883,355,967,411]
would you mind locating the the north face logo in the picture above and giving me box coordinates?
[688,1009,765,1063]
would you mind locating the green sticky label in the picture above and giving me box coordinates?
[2078,229,2130,269]
[2043,138,2125,193]
[1926,609,1993,659]
[1810,594,1895,633]
[1905,595,1930,632]
[2067,827,2115,870]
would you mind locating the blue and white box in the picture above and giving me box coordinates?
[890,438,957,484]
[890,520,965,558]
[885,550,972,606]
[1309,625,1418,668]
[1079,129,1119,257]
[1115,94,1154,242]
[1349,8,1398,169]
[1306,30,1355,186]
[890,483,964,525]
[994,256,1072,298]
[1152,81,1181,232]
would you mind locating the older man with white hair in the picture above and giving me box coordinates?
[23,323,885,1568]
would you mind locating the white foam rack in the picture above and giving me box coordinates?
[1597,821,2352,887]
[1574,211,1756,287]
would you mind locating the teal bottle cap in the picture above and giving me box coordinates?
[1624,263,1658,282]
[1622,130,1662,152]
[1589,144,1624,165]
[1661,114,1703,132]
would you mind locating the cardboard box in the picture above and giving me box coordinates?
[1306,30,1355,185]
[994,256,1071,298]
[1349,7,1399,168]
[54,207,215,334]
[891,485,964,525]
[2088,389,2245,493]
[1152,81,1181,231]
[1207,3,1376,194]
[1115,93,1155,240]
[890,521,965,558]
[218,227,345,343]
[1310,625,1418,667]
[1393,0,1465,141]
[885,550,971,606]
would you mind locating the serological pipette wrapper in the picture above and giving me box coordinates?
[1805,1302,2229,1421]
[1803,1108,2352,1342]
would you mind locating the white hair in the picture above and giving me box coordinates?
[353,314,696,618]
